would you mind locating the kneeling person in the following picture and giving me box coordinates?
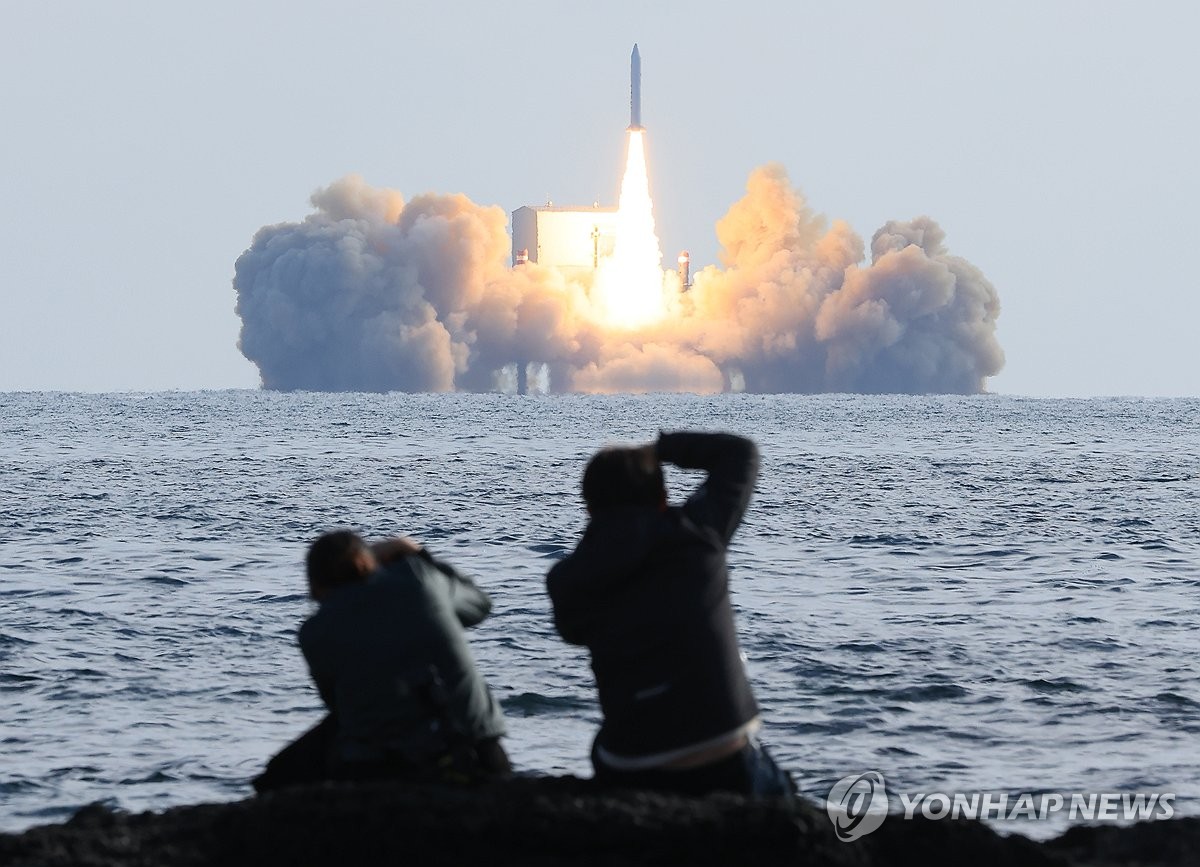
[254,531,508,791]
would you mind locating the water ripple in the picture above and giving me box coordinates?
[0,392,1197,837]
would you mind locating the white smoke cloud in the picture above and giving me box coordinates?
[572,342,725,395]
[234,167,1003,393]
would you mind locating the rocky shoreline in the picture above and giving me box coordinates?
[0,777,1195,867]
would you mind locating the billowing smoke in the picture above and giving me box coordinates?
[234,167,1003,393]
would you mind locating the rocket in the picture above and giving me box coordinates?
[629,43,642,130]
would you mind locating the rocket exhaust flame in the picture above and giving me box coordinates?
[592,129,666,329]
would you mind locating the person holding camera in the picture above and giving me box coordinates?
[546,431,794,797]
[254,531,509,791]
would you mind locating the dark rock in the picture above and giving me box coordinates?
[1044,815,1200,867]
[0,777,1193,867]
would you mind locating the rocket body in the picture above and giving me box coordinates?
[629,44,642,130]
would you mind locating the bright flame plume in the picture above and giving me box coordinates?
[593,130,666,328]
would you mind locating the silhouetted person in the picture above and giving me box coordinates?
[253,531,508,792]
[547,431,793,798]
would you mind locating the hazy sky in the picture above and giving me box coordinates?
[2,1,1196,396]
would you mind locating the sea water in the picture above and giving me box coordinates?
[1,392,1197,836]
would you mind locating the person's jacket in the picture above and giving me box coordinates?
[546,431,760,757]
[299,549,506,765]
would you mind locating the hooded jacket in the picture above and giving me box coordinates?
[546,431,760,758]
[299,549,506,765]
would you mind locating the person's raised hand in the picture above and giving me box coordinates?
[370,536,422,564]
